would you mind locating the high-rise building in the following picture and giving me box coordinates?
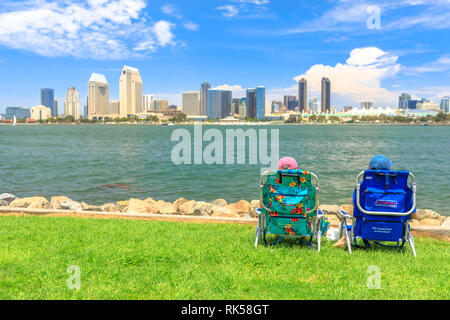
[308,96,319,113]
[5,107,30,119]
[298,78,307,112]
[440,96,449,113]
[408,99,419,109]
[88,73,109,118]
[152,99,169,112]
[119,65,143,117]
[321,78,331,113]
[398,93,411,109]
[246,86,265,119]
[182,92,200,116]
[54,99,59,118]
[239,98,247,119]
[64,86,80,120]
[232,98,240,115]
[208,89,232,119]
[110,101,120,115]
[361,100,373,109]
[283,95,298,111]
[40,88,55,117]
[143,94,155,112]
[200,81,211,116]
[271,100,282,113]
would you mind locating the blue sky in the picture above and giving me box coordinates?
[0,0,449,113]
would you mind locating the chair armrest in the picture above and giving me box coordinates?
[337,209,352,219]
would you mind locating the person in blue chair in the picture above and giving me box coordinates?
[368,155,393,170]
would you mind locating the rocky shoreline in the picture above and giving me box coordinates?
[0,193,448,230]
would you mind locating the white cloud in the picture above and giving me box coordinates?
[218,5,239,18]
[213,84,246,97]
[291,47,400,107]
[218,0,270,18]
[183,21,199,31]
[0,0,178,59]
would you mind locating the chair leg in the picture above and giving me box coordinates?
[317,229,321,252]
[343,226,352,254]
[254,228,260,248]
[408,234,417,257]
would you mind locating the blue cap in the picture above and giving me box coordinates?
[369,155,393,170]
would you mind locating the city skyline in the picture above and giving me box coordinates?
[0,1,449,112]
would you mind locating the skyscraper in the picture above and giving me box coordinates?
[143,94,154,112]
[298,78,307,112]
[246,86,265,119]
[119,65,143,117]
[398,93,411,109]
[440,96,450,113]
[283,95,298,111]
[182,92,200,116]
[88,73,109,118]
[321,78,331,113]
[40,88,55,117]
[64,86,80,120]
[110,101,120,115]
[54,99,59,118]
[232,98,240,115]
[239,98,247,119]
[200,81,211,116]
[361,100,373,109]
[208,89,232,119]
[309,96,319,113]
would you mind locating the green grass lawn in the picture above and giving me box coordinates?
[0,215,448,300]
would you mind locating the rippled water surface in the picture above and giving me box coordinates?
[0,124,449,215]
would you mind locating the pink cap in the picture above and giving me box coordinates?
[278,157,298,170]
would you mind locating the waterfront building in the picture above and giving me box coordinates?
[143,94,155,112]
[31,105,52,121]
[247,86,265,119]
[309,96,319,113]
[5,106,30,119]
[283,95,298,111]
[361,100,373,109]
[239,98,247,119]
[54,99,59,117]
[208,89,232,119]
[110,101,120,116]
[64,86,80,120]
[200,81,211,116]
[272,100,282,113]
[40,88,55,117]
[321,78,331,113]
[417,101,439,111]
[119,65,143,117]
[88,73,109,119]
[182,91,200,116]
[298,78,307,112]
[407,99,420,109]
[398,93,411,109]
[232,98,240,115]
[152,99,169,112]
[440,97,449,113]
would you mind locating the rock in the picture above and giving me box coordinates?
[48,196,73,209]
[211,199,227,207]
[178,200,197,215]
[10,197,48,209]
[333,236,347,248]
[173,197,187,209]
[126,198,156,214]
[100,203,120,212]
[411,211,422,220]
[59,200,83,211]
[193,201,213,216]
[441,217,450,228]
[0,193,16,203]
[421,209,442,220]
[211,206,239,218]
[319,204,340,215]
[0,200,8,207]
[81,202,102,211]
[419,218,442,227]
[229,200,250,216]
[340,204,354,216]
[144,197,156,204]
[243,214,251,219]
[158,201,177,215]
[409,219,420,227]
[325,215,340,227]
[116,200,129,212]
[249,200,260,218]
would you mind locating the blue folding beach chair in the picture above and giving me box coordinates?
[255,169,329,251]
[337,170,417,256]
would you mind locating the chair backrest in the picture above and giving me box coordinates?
[353,170,415,218]
[261,169,317,216]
